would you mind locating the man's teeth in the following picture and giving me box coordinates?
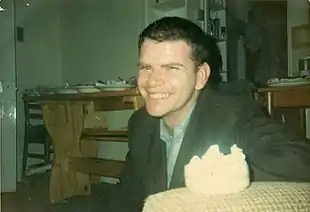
[149,93,169,99]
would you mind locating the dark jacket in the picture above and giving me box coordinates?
[106,85,310,212]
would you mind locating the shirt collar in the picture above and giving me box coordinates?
[160,103,196,142]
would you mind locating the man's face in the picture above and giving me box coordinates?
[137,39,209,126]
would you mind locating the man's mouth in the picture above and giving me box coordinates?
[148,93,170,100]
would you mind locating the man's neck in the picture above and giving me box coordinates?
[163,97,197,129]
[163,113,188,129]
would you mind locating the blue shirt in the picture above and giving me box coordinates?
[160,105,195,188]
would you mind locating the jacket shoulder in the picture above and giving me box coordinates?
[129,107,152,124]
[128,107,158,133]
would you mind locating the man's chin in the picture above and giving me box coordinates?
[145,108,167,118]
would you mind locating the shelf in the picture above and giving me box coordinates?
[152,0,185,12]
[69,157,125,178]
[206,32,226,43]
[209,3,225,12]
[81,128,128,142]
[82,128,127,136]
[82,136,129,142]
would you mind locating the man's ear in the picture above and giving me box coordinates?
[195,62,210,90]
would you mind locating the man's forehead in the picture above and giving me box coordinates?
[141,39,191,52]
[140,40,192,60]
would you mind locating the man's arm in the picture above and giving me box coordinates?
[236,101,310,182]
[105,113,144,212]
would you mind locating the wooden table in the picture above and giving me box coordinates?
[23,89,141,203]
[255,84,310,138]
[256,84,310,113]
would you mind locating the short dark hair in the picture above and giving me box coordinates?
[138,16,222,87]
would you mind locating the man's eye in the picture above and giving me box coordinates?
[168,66,180,71]
[139,66,151,71]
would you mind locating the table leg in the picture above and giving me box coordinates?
[41,102,91,204]
[267,92,273,115]
[299,108,307,138]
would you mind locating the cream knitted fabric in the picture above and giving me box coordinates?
[143,182,310,212]
[184,144,250,195]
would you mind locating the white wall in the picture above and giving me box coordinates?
[15,0,62,88]
[60,0,145,84]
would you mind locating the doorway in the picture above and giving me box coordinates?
[245,0,288,85]
[0,0,17,193]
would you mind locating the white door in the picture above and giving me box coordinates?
[0,0,17,193]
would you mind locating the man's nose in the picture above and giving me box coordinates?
[147,69,165,87]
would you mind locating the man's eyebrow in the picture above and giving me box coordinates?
[137,62,148,67]
[161,63,185,67]
[137,62,185,67]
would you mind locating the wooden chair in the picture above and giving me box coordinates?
[22,100,53,176]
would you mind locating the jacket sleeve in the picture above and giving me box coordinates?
[236,100,310,182]
[105,112,144,212]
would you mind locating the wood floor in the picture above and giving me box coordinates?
[1,173,114,212]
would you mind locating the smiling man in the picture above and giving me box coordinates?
[137,39,205,127]
[105,16,310,212]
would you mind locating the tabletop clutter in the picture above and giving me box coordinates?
[24,76,137,96]
[265,76,310,88]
